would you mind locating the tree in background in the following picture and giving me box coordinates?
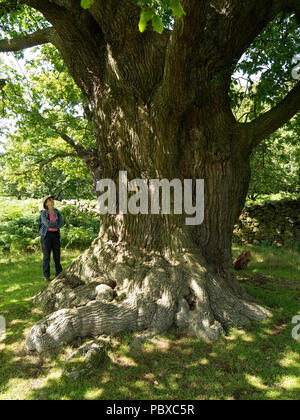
[249,116,299,199]
[0,0,299,352]
[229,13,300,199]
[0,43,97,199]
[0,158,95,200]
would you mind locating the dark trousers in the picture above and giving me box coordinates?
[41,231,63,278]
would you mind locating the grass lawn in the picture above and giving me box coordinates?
[0,244,299,400]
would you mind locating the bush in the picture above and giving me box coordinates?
[59,205,100,249]
[0,199,100,253]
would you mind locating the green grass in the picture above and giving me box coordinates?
[0,245,299,400]
[246,192,299,205]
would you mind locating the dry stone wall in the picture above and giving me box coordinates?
[233,199,300,245]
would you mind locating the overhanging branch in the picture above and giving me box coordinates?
[242,82,300,147]
[59,132,93,160]
[40,118,99,169]
[14,151,78,175]
[0,27,56,52]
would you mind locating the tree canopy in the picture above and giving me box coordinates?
[0,1,299,136]
[0,0,299,200]
[0,43,95,199]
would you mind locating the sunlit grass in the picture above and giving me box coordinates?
[0,244,299,400]
[232,244,300,280]
[246,192,299,205]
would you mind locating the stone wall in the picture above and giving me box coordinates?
[61,198,300,246]
[61,199,100,215]
[233,198,300,245]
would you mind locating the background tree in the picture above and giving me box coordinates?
[0,156,95,200]
[0,43,97,198]
[229,13,300,200]
[0,0,299,353]
[248,116,299,199]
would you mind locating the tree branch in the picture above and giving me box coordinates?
[157,0,299,116]
[241,82,300,147]
[14,151,78,175]
[58,131,92,159]
[2,0,165,102]
[37,151,78,171]
[0,27,57,52]
[40,118,99,171]
[155,0,205,114]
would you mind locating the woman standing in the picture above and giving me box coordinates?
[39,195,64,282]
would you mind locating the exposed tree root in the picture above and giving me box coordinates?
[26,238,271,353]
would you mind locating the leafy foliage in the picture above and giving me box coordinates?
[231,14,300,117]
[230,13,300,200]
[137,0,185,33]
[0,158,94,200]
[79,0,185,33]
[0,44,95,199]
[0,2,48,59]
[249,116,300,199]
[80,0,94,10]
[0,3,299,202]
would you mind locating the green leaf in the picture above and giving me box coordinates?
[80,0,94,10]
[139,9,155,32]
[170,0,186,18]
[152,15,164,34]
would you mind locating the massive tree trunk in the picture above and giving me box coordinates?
[26,71,271,353]
[1,0,297,353]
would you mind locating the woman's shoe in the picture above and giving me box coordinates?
[44,277,50,282]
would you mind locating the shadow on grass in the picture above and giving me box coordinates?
[0,250,81,398]
[0,246,299,400]
[27,277,300,400]
[25,314,300,401]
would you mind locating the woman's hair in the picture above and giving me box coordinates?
[43,196,54,210]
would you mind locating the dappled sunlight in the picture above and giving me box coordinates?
[84,389,104,400]
[245,375,269,391]
[144,337,171,353]
[279,376,299,391]
[0,245,299,400]
[279,353,300,368]
[6,285,21,293]
[241,335,254,343]
[110,354,138,367]
[225,328,249,340]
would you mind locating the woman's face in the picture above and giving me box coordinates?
[46,197,54,209]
